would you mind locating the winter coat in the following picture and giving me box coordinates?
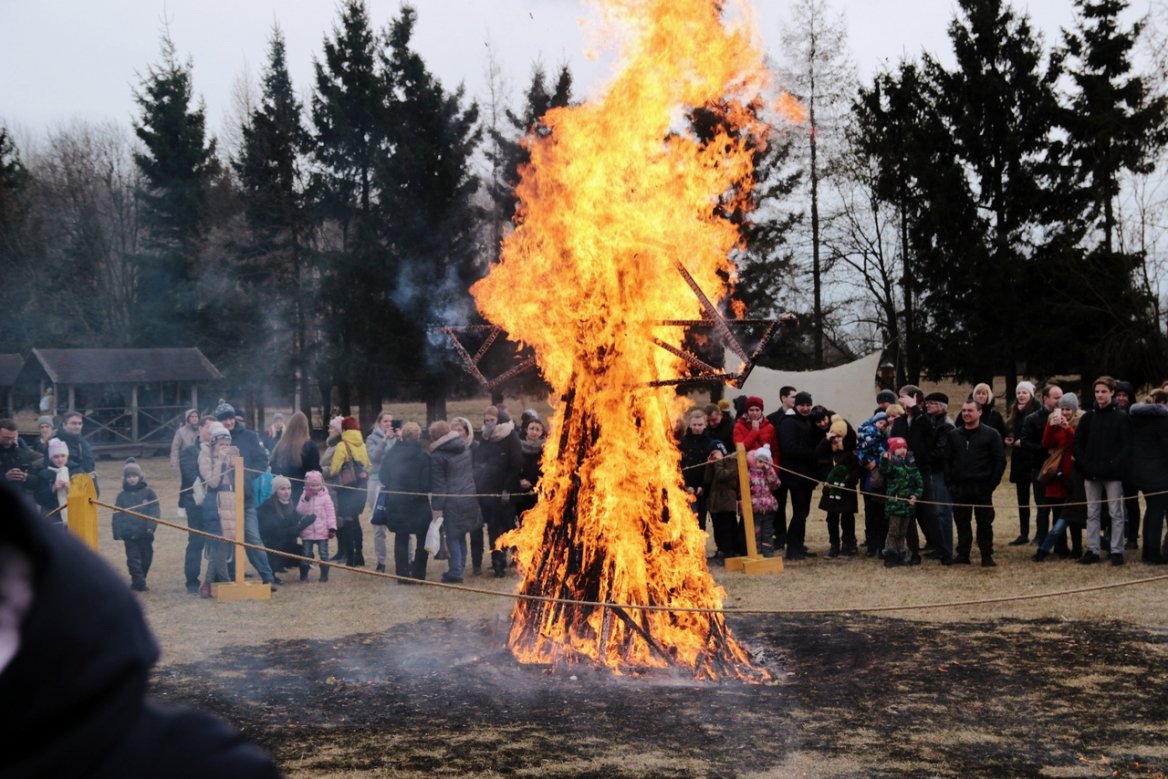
[269,439,321,504]
[778,413,819,489]
[112,479,159,540]
[944,423,1006,496]
[257,494,301,550]
[816,439,861,514]
[1127,403,1168,492]
[1040,417,1078,500]
[169,417,199,469]
[227,424,267,504]
[0,485,281,779]
[879,454,923,517]
[1058,471,1089,528]
[707,415,735,451]
[1007,400,1041,483]
[296,487,337,541]
[473,420,523,509]
[327,430,371,517]
[678,431,710,490]
[1072,401,1132,481]
[379,439,432,535]
[0,438,40,498]
[889,409,936,475]
[1020,406,1052,480]
[366,427,394,472]
[516,437,545,516]
[198,443,235,536]
[978,399,1008,443]
[855,416,888,468]
[732,416,776,453]
[430,432,483,536]
[703,456,739,514]
[926,412,955,474]
[747,465,780,515]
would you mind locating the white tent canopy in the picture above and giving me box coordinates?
[732,351,885,429]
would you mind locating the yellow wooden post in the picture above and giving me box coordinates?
[67,472,98,551]
[723,443,783,575]
[213,456,271,601]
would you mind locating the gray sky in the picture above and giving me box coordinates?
[0,1,1132,144]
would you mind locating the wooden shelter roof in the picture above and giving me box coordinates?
[15,348,223,385]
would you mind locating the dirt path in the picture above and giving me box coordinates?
[151,614,1168,778]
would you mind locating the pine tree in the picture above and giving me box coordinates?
[132,32,216,347]
[234,24,312,402]
[0,127,36,351]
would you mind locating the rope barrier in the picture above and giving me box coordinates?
[91,498,1168,617]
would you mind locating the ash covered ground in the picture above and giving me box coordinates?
[151,615,1168,778]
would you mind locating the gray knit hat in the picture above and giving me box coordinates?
[1059,392,1080,412]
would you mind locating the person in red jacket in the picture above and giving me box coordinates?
[732,396,776,454]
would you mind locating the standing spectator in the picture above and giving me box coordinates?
[450,416,478,565]
[57,411,97,494]
[1020,384,1063,549]
[32,416,55,460]
[0,420,39,501]
[1072,376,1132,565]
[474,407,523,578]
[112,459,158,592]
[856,410,892,557]
[268,411,320,506]
[36,439,70,523]
[1005,381,1041,545]
[365,411,398,573]
[778,392,818,560]
[889,385,936,562]
[879,436,924,568]
[179,416,215,593]
[429,420,483,584]
[971,382,1008,441]
[874,388,898,414]
[704,440,741,563]
[325,416,371,567]
[766,387,797,543]
[705,403,734,451]
[198,423,236,596]
[732,397,776,454]
[261,413,285,452]
[746,445,781,558]
[1033,393,1084,560]
[296,470,337,582]
[679,408,711,530]
[816,416,861,558]
[924,393,956,561]
[214,400,277,586]
[380,422,432,582]
[1115,380,1141,551]
[515,417,546,521]
[943,399,1006,566]
[169,409,200,471]
[1126,390,1168,564]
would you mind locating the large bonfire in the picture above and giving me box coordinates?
[471,0,773,680]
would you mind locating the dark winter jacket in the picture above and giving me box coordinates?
[1127,403,1168,492]
[889,408,936,475]
[926,412,955,475]
[229,425,268,505]
[816,439,861,515]
[0,483,281,779]
[1072,401,1132,481]
[0,438,40,498]
[178,441,202,514]
[473,421,523,510]
[707,415,735,451]
[112,479,159,540]
[703,456,739,514]
[1019,407,1052,480]
[944,423,1006,495]
[778,413,818,489]
[430,432,483,536]
[269,439,321,505]
[679,430,710,490]
[515,438,545,516]
[1007,400,1041,483]
[379,439,432,535]
[257,494,301,551]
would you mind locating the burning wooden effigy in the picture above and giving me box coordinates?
[470,0,788,681]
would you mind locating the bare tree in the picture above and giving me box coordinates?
[779,0,857,366]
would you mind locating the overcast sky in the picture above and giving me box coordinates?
[0,1,1147,145]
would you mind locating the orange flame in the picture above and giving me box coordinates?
[471,0,771,680]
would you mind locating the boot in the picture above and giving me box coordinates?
[1032,548,1049,562]
[351,522,365,567]
[330,524,349,561]
[825,544,840,559]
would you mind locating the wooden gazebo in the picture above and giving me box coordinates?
[14,348,223,451]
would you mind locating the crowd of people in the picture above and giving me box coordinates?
[683,376,1168,570]
[4,373,1167,595]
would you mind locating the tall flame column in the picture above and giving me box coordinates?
[472,0,771,679]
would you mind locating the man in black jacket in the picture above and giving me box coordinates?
[1020,384,1063,550]
[779,391,819,560]
[924,393,955,561]
[944,399,1006,566]
[1072,376,1132,565]
[890,384,937,560]
[474,406,523,577]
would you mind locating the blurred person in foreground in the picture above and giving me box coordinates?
[0,483,281,777]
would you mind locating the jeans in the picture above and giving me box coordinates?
[448,533,468,579]
[243,503,274,582]
[300,539,329,581]
[1032,479,1053,545]
[1085,479,1125,554]
[931,474,953,557]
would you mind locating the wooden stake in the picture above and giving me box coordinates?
[213,456,270,601]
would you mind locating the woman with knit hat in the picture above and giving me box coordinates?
[1006,381,1042,545]
[732,396,775,453]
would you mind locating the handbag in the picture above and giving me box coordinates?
[369,492,388,526]
[1037,448,1064,485]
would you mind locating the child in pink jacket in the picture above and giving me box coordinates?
[296,470,337,582]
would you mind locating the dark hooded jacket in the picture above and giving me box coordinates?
[379,438,433,535]
[0,484,281,778]
[1127,402,1168,492]
[430,432,483,537]
[1072,400,1132,481]
[112,476,159,540]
